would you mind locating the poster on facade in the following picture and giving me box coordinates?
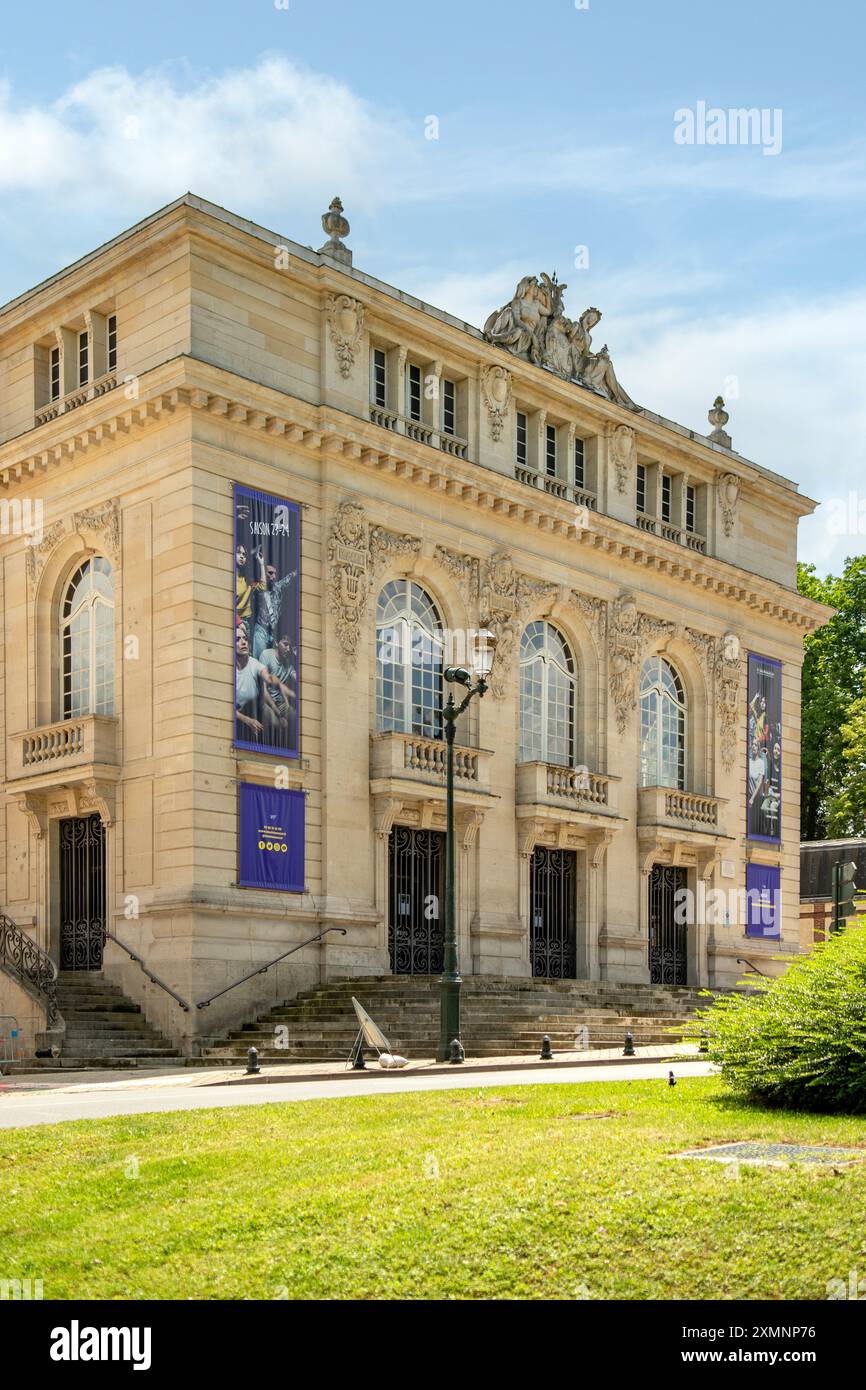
[234,483,300,757]
[238,783,305,892]
[745,863,781,939]
[746,653,782,843]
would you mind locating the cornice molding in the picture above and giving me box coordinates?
[0,358,828,634]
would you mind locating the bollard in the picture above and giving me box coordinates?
[540,1034,553,1061]
[246,1046,260,1075]
[668,1070,677,1087]
[699,1030,709,1054]
[352,1041,366,1070]
[449,1037,465,1065]
[622,1030,635,1057]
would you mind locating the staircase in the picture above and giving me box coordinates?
[25,971,186,1070]
[202,975,710,1064]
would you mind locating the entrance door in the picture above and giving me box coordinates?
[649,864,688,985]
[59,815,106,971]
[388,827,445,974]
[530,847,577,978]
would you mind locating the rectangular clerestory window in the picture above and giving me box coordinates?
[636,463,646,513]
[685,484,696,533]
[574,436,585,489]
[107,314,118,374]
[442,378,456,436]
[50,346,61,401]
[661,473,672,522]
[372,348,387,407]
[516,410,528,467]
[545,423,557,477]
[406,363,422,421]
[78,330,89,388]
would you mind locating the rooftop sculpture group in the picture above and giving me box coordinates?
[483,273,635,409]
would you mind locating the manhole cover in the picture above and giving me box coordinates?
[673,1141,865,1168]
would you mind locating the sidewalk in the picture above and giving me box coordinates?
[0,1041,705,1095]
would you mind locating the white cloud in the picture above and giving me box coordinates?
[0,59,420,215]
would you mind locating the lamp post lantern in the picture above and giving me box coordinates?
[437,630,497,1063]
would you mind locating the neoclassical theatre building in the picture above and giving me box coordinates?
[0,194,829,1059]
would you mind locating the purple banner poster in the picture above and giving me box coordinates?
[238,783,305,893]
[747,653,782,843]
[745,863,781,940]
[234,483,300,758]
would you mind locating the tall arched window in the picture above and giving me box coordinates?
[62,558,115,718]
[640,656,686,788]
[519,621,576,766]
[376,580,444,738]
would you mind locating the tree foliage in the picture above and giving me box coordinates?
[797,555,866,839]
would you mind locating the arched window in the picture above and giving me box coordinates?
[61,558,115,718]
[519,621,576,766]
[640,656,686,788]
[376,580,444,738]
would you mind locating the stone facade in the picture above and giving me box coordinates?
[0,194,829,1054]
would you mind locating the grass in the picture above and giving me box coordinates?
[2,1076,866,1300]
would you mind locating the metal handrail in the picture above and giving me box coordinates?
[0,913,59,1028]
[736,957,769,978]
[105,931,191,1012]
[196,927,348,1010]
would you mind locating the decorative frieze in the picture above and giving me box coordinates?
[479,551,558,698]
[608,591,675,732]
[326,498,421,672]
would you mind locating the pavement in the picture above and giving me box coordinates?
[0,1043,713,1129]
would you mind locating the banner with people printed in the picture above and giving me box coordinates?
[746,653,782,843]
[234,484,300,757]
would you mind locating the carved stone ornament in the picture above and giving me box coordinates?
[570,590,607,651]
[325,294,365,379]
[25,520,68,587]
[433,546,480,609]
[479,363,513,441]
[483,274,636,408]
[479,551,557,698]
[715,631,742,772]
[609,423,636,494]
[72,498,121,556]
[326,499,421,672]
[608,592,675,733]
[719,473,741,537]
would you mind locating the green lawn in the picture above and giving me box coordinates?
[3,1076,866,1300]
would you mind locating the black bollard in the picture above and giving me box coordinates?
[246,1046,260,1075]
[622,1030,635,1057]
[449,1037,465,1065]
[351,1040,366,1070]
[668,1070,677,1087]
[540,1034,553,1061]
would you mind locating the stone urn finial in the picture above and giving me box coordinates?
[318,196,352,266]
[707,394,732,448]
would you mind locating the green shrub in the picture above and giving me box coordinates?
[688,921,866,1111]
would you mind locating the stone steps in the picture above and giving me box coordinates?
[202,974,706,1063]
[36,970,187,1070]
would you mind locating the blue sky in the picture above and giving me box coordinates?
[2,0,864,576]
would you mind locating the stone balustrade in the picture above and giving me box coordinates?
[35,373,118,428]
[638,784,723,831]
[370,730,491,791]
[516,760,617,813]
[7,715,119,782]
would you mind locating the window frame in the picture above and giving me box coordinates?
[516,410,528,467]
[61,558,115,720]
[375,579,444,739]
[78,330,89,389]
[107,314,118,374]
[406,362,422,422]
[639,655,687,790]
[636,463,646,514]
[442,378,456,436]
[519,620,577,768]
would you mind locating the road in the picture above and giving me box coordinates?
[0,1059,715,1129]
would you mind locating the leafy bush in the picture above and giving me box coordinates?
[688,922,866,1111]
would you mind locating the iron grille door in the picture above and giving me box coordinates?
[649,864,688,985]
[530,847,577,979]
[388,827,445,974]
[59,814,106,971]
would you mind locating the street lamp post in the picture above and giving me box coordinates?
[437,630,497,1063]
